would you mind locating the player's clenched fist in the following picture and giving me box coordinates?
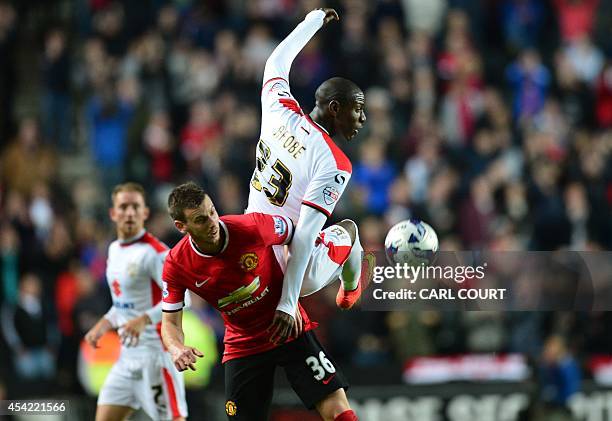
[316,8,339,25]
[169,344,204,371]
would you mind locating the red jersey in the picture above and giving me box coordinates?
[162,213,316,362]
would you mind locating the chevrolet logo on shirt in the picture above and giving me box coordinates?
[218,277,261,308]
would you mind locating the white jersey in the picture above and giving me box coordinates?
[104,229,168,354]
[246,10,352,225]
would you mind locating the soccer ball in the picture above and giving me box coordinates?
[384,219,439,266]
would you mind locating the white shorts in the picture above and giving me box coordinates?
[274,223,353,297]
[97,349,187,420]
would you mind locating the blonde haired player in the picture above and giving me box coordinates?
[247,8,368,343]
[84,182,187,421]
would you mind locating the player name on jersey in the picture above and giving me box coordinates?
[272,125,306,159]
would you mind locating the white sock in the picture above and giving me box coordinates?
[340,221,363,292]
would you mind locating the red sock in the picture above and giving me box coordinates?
[334,409,358,421]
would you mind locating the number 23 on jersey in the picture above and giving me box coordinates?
[251,139,293,207]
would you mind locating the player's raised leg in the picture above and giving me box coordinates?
[334,219,364,309]
[299,222,353,296]
[299,219,367,309]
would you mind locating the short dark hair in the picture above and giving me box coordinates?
[111,182,146,205]
[168,182,206,222]
[315,77,363,106]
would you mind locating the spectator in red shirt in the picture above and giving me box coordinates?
[553,0,599,42]
[595,62,612,127]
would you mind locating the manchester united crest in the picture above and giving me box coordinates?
[225,400,237,416]
[239,253,259,272]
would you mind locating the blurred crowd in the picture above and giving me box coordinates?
[0,0,611,413]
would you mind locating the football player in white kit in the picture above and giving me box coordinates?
[84,183,187,421]
[245,8,369,343]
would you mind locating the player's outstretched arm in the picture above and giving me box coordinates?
[269,206,327,343]
[262,8,338,86]
[162,310,203,371]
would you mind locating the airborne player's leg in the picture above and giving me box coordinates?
[299,219,368,309]
[335,220,359,291]
[335,220,366,309]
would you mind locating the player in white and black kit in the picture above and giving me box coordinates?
[84,183,187,421]
[245,8,368,342]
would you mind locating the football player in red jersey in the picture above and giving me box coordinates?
[161,182,359,421]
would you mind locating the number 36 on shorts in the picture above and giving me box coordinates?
[305,351,336,381]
